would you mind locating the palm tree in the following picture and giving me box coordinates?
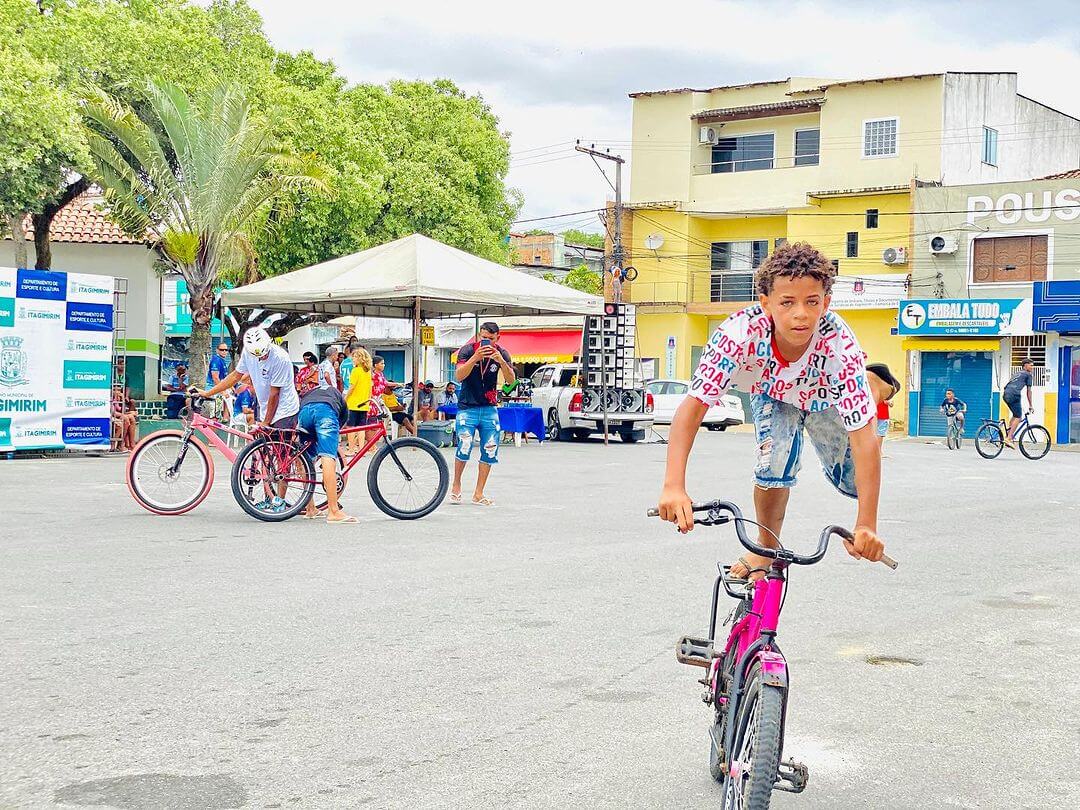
[81,80,330,385]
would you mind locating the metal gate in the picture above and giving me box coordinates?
[918,351,994,436]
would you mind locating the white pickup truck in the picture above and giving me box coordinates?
[528,363,654,442]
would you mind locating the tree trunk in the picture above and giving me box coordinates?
[188,283,215,389]
[7,214,28,269]
[32,177,90,271]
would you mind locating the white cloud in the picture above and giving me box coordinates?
[234,0,1080,228]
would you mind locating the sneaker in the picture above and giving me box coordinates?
[253,496,288,512]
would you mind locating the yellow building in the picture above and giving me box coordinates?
[624,72,1080,429]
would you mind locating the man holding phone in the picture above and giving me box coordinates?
[451,322,515,506]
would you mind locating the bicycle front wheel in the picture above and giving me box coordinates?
[723,662,784,810]
[126,430,213,515]
[975,423,1004,459]
[366,437,449,520]
[230,438,316,522]
[1019,425,1051,460]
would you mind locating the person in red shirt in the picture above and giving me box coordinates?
[866,362,900,452]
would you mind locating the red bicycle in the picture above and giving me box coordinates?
[229,401,449,522]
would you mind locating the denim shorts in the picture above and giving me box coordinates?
[298,402,340,460]
[455,406,500,465]
[876,418,888,438]
[750,393,857,498]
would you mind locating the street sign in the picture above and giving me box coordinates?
[420,325,435,346]
[897,298,1031,336]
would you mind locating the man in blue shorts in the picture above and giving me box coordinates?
[1003,359,1034,447]
[450,322,515,506]
[297,383,355,524]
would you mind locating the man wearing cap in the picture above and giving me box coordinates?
[417,380,437,422]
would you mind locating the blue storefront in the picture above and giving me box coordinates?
[899,298,1029,437]
[1033,281,1080,445]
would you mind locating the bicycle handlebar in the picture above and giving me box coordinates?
[647,500,897,570]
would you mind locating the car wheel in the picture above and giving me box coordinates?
[546,410,561,441]
[570,429,591,441]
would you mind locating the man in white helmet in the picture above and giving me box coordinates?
[199,327,300,431]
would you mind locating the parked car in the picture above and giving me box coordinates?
[645,379,745,431]
[530,363,654,442]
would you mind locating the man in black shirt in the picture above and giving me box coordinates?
[1003,359,1034,446]
[451,322,515,506]
[297,384,355,523]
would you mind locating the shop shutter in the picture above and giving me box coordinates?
[918,351,994,436]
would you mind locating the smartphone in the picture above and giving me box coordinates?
[479,338,492,347]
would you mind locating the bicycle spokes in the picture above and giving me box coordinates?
[236,441,312,514]
[130,434,210,513]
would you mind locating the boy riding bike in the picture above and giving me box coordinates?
[940,389,967,431]
[657,242,886,577]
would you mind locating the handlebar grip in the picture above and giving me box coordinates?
[879,554,898,570]
[646,507,660,517]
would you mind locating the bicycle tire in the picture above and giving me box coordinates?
[230,438,316,522]
[366,437,449,520]
[126,430,214,515]
[709,596,752,783]
[1019,424,1051,460]
[946,430,956,450]
[723,663,784,810]
[975,423,1004,459]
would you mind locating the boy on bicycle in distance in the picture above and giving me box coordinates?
[657,242,886,578]
[940,389,967,432]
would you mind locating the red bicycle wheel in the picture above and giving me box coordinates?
[126,430,214,515]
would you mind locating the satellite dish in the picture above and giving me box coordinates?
[644,233,664,250]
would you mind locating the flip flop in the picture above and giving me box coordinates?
[449,493,463,504]
[728,555,770,582]
[472,497,495,507]
[326,515,359,524]
[301,509,327,520]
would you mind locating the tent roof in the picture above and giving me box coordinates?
[221,233,603,318]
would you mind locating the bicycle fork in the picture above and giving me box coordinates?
[167,429,196,477]
[381,437,414,482]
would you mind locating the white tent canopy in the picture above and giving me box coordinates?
[220,233,603,318]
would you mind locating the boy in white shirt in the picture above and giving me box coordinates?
[657,242,886,577]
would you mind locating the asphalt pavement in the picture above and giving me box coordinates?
[1,431,1078,809]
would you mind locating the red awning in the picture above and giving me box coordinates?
[496,330,582,363]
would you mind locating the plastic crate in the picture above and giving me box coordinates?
[418,420,454,447]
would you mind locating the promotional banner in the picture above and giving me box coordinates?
[0,267,114,451]
[897,298,1032,337]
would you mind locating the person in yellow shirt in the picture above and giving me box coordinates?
[344,348,374,456]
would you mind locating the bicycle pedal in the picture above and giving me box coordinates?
[773,758,809,794]
[675,635,715,668]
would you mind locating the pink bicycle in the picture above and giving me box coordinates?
[125,394,252,515]
[648,500,897,809]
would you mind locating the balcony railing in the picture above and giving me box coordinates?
[625,281,689,305]
[692,153,819,175]
[691,271,756,304]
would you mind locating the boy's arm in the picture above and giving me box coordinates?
[848,424,885,562]
[658,397,708,533]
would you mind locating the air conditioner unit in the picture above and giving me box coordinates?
[928,234,959,255]
[882,246,908,266]
[699,126,719,145]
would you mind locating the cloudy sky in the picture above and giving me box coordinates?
[240,0,1080,234]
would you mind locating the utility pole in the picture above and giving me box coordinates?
[575,141,625,444]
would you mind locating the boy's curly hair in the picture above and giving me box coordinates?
[755,241,835,296]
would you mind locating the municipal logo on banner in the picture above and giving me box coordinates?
[0,336,30,388]
[16,269,67,301]
[0,396,47,413]
[66,301,113,333]
[65,396,109,409]
[63,360,111,389]
[0,297,13,327]
[67,275,113,301]
[66,338,111,355]
[62,417,110,445]
[0,418,11,446]
[14,424,61,444]
[17,305,62,323]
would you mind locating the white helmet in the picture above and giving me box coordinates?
[243,327,272,359]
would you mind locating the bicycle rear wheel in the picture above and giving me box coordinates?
[313,452,349,511]
[723,662,784,810]
[126,430,213,515]
[230,438,316,522]
[946,428,957,450]
[1019,425,1051,460]
[975,423,1004,459]
[366,437,449,520]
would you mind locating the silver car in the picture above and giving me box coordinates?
[645,379,746,431]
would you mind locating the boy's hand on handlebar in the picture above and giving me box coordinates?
[658,485,695,533]
[845,525,884,563]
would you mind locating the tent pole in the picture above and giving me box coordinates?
[412,296,421,427]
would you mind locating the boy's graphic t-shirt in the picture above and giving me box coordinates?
[690,305,874,431]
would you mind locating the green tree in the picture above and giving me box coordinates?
[82,79,329,384]
[4,0,278,269]
[546,264,602,296]
[560,228,604,249]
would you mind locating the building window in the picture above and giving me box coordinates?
[846,232,859,258]
[710,240,768,302]
[1011,335,1048,386]
[982,126,998,166]
[866,209,879,229]
[794,129,820,166]
[774,237,787,249]
[863,117,898,158]
[712,133,775,173]
[972,235,1048,284]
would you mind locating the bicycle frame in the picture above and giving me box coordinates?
[166,410,250,475]
[250,419,391,487]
